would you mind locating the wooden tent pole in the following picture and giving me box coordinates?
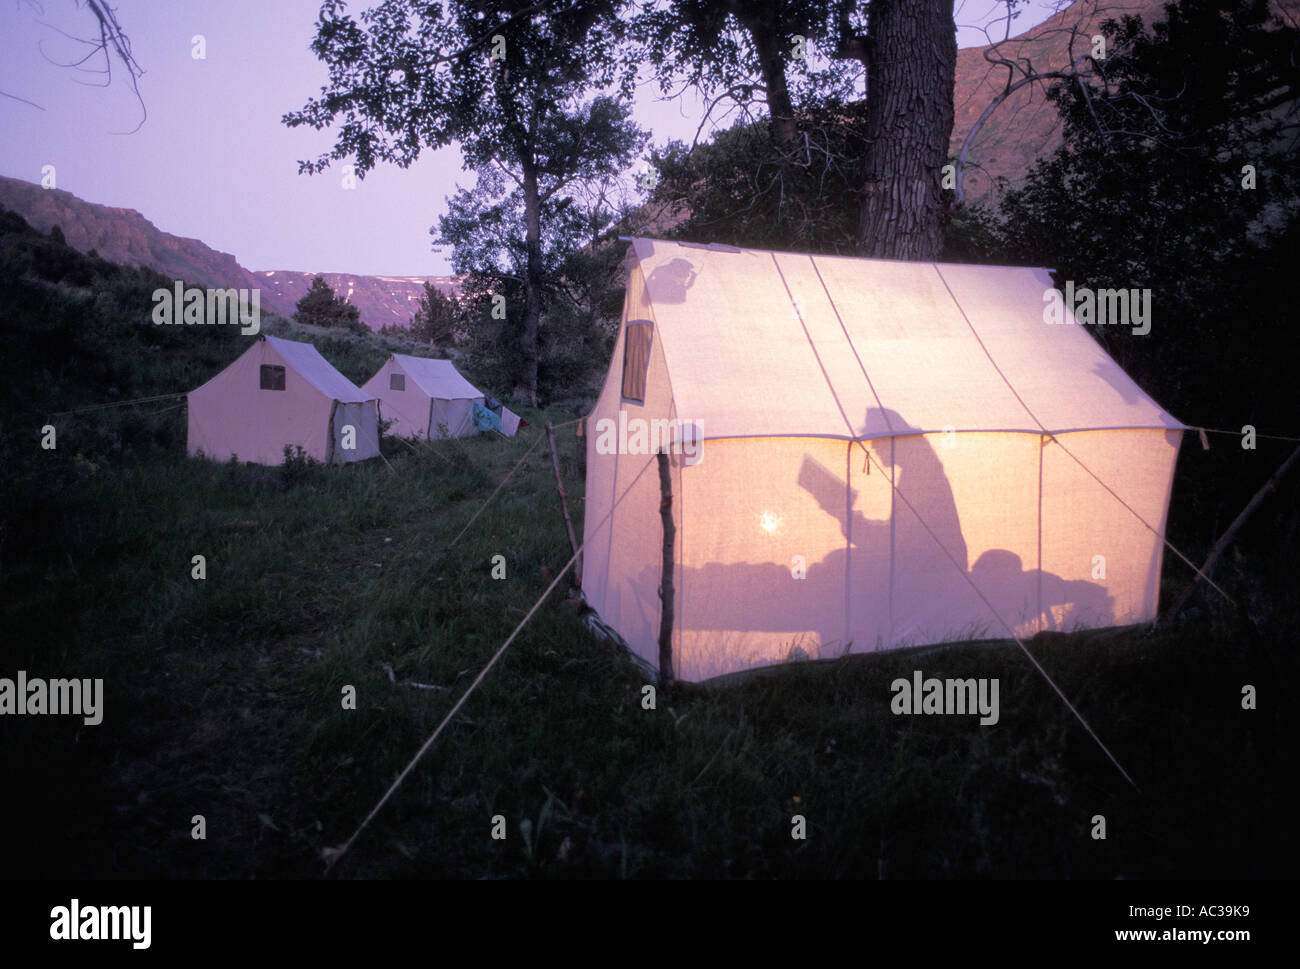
[1165,442,1300,621]
[545,422,582,587]
[657,450,675,687]
[327,400,339,464]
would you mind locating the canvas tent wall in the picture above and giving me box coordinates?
[582,238,1185,683]
[188,334,380,465]
[362,353,520,439]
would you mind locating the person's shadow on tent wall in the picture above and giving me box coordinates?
[644,258,697,304]
[968,548,1114,635]
[825,407,968,571]
[630,406,1114,656]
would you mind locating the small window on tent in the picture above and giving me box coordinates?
[621,320,653,403]
[260,365,286,391]
[390,372,406,391]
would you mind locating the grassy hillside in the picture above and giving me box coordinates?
[0,210,1295,878]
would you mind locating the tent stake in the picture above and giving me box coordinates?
[545,422,581,588]
[657,450,675,687]
[1164,442,1300,622]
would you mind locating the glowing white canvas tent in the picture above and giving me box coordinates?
[187,334,380,466]
[583,238,1185,682]
[362,353,521,439]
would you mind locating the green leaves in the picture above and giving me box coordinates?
[285,0,638,180]
[285,2,645,403]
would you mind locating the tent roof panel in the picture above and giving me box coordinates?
[390,353,483,400]
[265,335,373,403]
[932,263,1182,432]
[626,238,1183,440]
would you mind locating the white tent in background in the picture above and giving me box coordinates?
[583,238,1185,682]
[187,334,380,466]
[362,353,520,438]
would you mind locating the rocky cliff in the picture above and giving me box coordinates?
[0,175,458,330]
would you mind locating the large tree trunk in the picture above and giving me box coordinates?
[520,162,543,407]
[857,0,956,260]
[728,1,798,148]
[750,21,798,148]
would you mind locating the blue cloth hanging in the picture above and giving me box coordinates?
[472,399,503,433]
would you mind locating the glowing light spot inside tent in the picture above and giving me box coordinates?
[759,511,781,534]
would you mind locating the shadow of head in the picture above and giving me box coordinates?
[971,549,1027,583]
[970,548,1115,629]
[860,407,937,472]
[645,258,697,303]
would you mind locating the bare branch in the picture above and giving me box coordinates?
[9,0,147,131]
[692,83,766,150]
[0,89,47,111]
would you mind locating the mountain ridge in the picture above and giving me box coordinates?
[950,0,1300,199]
[0,174,460,331]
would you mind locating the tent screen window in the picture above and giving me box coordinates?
[621,321,653,403]
[390,373,405,391]
[260,365,286,391]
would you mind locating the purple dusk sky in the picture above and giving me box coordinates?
[0,1,1057,277]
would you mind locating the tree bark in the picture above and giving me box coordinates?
[723,1,799,148]
[749,18,798,148]
[520,160,543,407]
[857,0,956,260]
